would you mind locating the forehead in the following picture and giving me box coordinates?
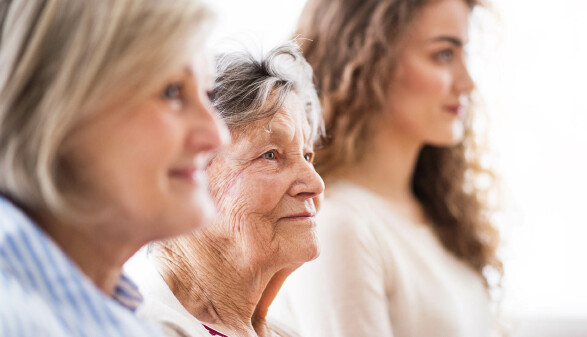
[408,0,471,40]
[234,93,312,145]
[169,45,213,82]
[191,51,214,84]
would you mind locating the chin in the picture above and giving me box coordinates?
[427,130,465,147]
[159,203,216,240]
[306,244,320,262]
[273,227,320,266]
[437,138,463,147]
[189,189,217,225]
[297,235,321,263]
[279,240,320,267]
[449,125,465,144]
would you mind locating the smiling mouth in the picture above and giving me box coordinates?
[169,168,205,184]
[279,212,317,225]
[282,210,316,219]
[282,215,315,220]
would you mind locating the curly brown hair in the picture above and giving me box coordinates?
[296,0,502,285]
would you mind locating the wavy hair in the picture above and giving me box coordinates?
[296,0,502,284]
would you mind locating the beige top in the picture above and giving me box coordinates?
[269,181,493,337]
[132,256,299,337]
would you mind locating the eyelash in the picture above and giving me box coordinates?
[261,150,315,163]
[206,89,214,101]
[434,49,454,62]
[262,150,278,160]
[162,83,184,101]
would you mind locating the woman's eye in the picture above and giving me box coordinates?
[262,151,276,160]
[435,49,454,62]
[304,153,314,163]
[162,83,183,100]
[206,89,214,101]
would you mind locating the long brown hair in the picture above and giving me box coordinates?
[296,0,502,284]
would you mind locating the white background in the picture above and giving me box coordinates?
[202,0,587,319]
[468,0,587,319]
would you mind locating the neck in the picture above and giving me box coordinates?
[36,212,141,295]
[160,235,288,337]
[339,124,428,223]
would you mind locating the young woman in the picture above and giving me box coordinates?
[271,0,502,336]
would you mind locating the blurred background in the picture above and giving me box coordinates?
[137,0,587,335]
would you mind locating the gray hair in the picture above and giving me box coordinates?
[0,0,213,214]
[209,41,323,143]
[148,42,324,267]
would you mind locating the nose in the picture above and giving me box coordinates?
[186,98,230,155]
[289,159,325,201]
[455,61,475,95]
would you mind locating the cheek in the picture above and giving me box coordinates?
[219,169,288,217]
[386,59,454,133]
[110,112,183,195]
[68,107,184,216]
[396,60,451,101]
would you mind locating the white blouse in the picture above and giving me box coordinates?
[132,259,213,337]
[269,181,494,337]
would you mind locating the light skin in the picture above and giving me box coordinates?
[342,0,475,224]
[36,52,229,296]
[161,93,324,337]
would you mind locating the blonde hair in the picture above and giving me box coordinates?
[0,0,213,215]
[296,0,502,284]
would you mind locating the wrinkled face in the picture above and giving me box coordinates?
[385,0,475,146]
[62,52,229,242]
[208,93,324,269]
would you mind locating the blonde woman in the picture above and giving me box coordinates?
[0,0,227,336]
[271,0,502,336]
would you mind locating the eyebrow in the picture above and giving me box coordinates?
[183,67,214,89]
[183,67,195,77]
[267,127,293,143]
[429,36,464,46]
[262,123,314,147]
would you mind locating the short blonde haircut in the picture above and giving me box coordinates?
[0,0,213,214]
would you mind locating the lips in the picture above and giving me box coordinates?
[169,155,211,183]
[443,105,464,116]
[169,167,205,183]
[281,211,316,220]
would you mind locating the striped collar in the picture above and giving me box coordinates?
[113,272,144,312]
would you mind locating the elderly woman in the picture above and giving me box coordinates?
[0,0,227,335]
[134,42,324,337]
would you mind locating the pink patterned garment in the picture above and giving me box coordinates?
[202,324,230,337]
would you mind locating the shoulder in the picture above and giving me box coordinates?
[0,198,64,334]
[269,319,302,337]
[0,196,33,230]
[132,257,210,337]
[0,270,68,335]
[316,182,383,247]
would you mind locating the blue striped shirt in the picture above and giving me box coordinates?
[0,196,165,336]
